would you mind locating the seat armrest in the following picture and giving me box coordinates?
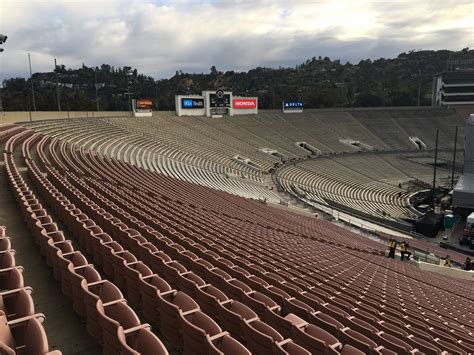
[245,316,259,323]
[276,338,293,347]
[181,309,199,317]
[8,313,45,328]
[73,264,94,271]
[0,286,32,297]
[87,280,106,287]
[103,299,126,307]
[208,331,230,342]
[219,299,233,306]
[123,323,151,334]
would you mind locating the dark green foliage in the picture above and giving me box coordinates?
[2,49,473,111]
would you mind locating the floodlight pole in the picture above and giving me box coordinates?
[54,59,61,111]
[94,69,100,112]
[451,126,458,189]
[432,129,439,208]
[417,70,422,106]
[155,80,159,110]
[0,82,3,112]
[28,53,36,111]
[128,83,132,117]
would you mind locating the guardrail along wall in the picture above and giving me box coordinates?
[0,111,130,124]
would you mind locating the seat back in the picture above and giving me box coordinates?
[0,289,35,319]
[0,311,14,349]
[209,334,251,355]
[188,311,222,336]
[19,316,49,354]
[118,327,168,355]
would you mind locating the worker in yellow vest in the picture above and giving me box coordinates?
[400,241,411,261]
[388,238,397,259]
[444,255,452,267]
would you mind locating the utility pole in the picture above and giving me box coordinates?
[54,58,61,111]
[94,69,100,112]
[28,53,36,111]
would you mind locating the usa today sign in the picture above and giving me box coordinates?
[283,101,304,113]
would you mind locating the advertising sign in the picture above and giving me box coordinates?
[132,98,153,117]
[233,98,257,109]
[283,101,304,113]
[181,98,205,109]
[136,98,153,109]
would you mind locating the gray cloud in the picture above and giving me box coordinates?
[0,0,473,82]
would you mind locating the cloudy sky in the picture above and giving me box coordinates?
[0,0,473,81]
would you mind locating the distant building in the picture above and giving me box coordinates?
[432,71,474,106]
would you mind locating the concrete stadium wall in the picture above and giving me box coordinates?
[416,261,474,281]
[0,111,130,124]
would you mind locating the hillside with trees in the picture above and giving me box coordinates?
[1,48,473,111]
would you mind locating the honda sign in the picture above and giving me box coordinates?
[233,98,257,109]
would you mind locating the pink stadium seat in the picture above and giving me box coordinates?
[0,311,57,355]
[111,250,137,290]
[45,239,73,272]
[195,284,229,320]
[139,274,173,323]
[0,287,35,321]
[340,328,380,354]
[182,310,225,355]
[158,290,199,346]
[100,241,123,276]
[124,261,153,307]
[178,272,207,299]
[117,326,168,355]
[69,264,101,317]
[96,299,144,354]
[243,319,285,354]
[208,333,251,355]
[0,250,15,269]
[275,340,312,354]
[218,300,259,341]
[57,251,88,297]
[0,267,24,292]
[287,313,342,354]
[0,236,11,252]
[81,279,124,340]
[406,335,441,355]
[376,331,413,354]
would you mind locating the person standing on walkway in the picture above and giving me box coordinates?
[444,255,452,268]
[388,238,397,259]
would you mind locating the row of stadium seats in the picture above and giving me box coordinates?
[2,127,62,355]
[24,118,281,203]
[0,227,56,355]
[21,127,473,354]
[21,109,463,225]
[277,158,417,220]
[5,129,169,354]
